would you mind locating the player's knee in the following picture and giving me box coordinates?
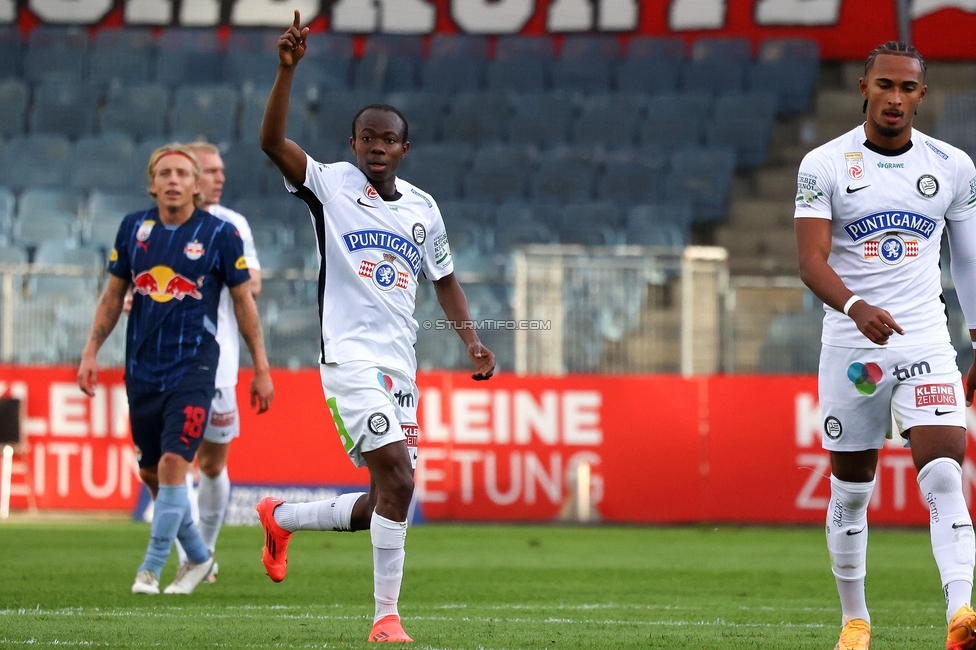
[197,454,224,478]
[139,467,159,495]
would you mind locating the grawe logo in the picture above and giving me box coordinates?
[848,362,883,395]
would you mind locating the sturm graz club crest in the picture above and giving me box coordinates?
[824,416,842,440]
[412,223,426,245]
[368,413,390,435]
[917,174,939,198]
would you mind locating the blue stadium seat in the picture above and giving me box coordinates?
[0,79,27,138]
[495,200,561,230]
[0,134,71,190]
[617,37,685,94]
[640,92,710,150]
[25,26,89,84]
[573,94,648,148]
[232,195,310,231]
[171,85,241,142]
[442,93,508,145]
[438,200,495,228]
[494,218,557,250]
[363,35,424,61]
[551,57,613,94]
[625,203,690,246]
[529,146,598,203]
[692,37,751,61]
[384,91,448,144]
[0,26,23,79]
[30,239,101,296]
[496,35,554,60]
[749,39,819,115]
[31,81,100,139]
[295,48,353,93]
[486,57,548,94]
[156,29,224,86]
[397,142,475,194]
[464,145,534,202]
[352,55,417,93]
[472,143,534,177]
[15,189,84,247]
[682,59,748,95]
[561,34,621,60]
[430,34,489,60]
[421,57,485,93]
[757,311,822,373]
[0,186,14,244]
[86,190,151,247]
[665,148,736,222]
[240,87,312,144]
[312,91,385,142]
[101,83,170,141]
[598,146,668,205]
[706,94,775,168]
[90,28,156,86]
[70,134,139,192]
[507,92,575,145]
[221,141,282,198]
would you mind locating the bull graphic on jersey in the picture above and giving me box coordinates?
[358,259,409,291]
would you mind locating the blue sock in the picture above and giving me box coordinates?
[138,485,187,578]
[176,500,210,564]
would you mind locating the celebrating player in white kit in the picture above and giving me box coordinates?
[184,141,262,579]
[795,42,976,650]
[255,11,495,643]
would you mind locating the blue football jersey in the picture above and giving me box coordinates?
[108,207,250,393]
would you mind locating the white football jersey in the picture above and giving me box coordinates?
[208,203,261,388]
[285,156,454,375]
[795,124,976,348]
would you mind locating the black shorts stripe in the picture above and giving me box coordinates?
[292,186,327,365]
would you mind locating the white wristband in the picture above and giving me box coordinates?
[842,295,863,316]
[971,341,976,350]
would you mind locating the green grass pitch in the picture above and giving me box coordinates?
[0,521,952,648]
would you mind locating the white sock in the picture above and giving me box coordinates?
[827,475,875,625]
[273,492,365,532]
[174,472,198,565]
[370,511,407,623]
[917,458,975,623]
[197,467,231,552]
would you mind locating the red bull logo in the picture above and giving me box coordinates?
[133,265,203,303]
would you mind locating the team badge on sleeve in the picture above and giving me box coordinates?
[235,256,248,270]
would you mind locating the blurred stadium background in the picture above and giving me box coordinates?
[2,1,976,526]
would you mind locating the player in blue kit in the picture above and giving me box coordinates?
[77,144,275,595]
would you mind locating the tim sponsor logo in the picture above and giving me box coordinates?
[893,360,930,381]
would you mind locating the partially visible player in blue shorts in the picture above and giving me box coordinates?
[77,144,275,596]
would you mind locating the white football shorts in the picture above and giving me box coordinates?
[818,342,966,451]
[203,386,240,443]
[319,360,419,469]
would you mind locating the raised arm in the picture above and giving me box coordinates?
[260,9,310,189]
[78,274,130,396]
[230,282,274,413]
[795,217,903,345]
[433,273,495,380]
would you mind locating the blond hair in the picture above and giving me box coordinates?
[146,143,203,205]
[184,141,220,157]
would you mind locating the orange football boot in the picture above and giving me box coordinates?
[368,615,413,643]
[256,497,291,583]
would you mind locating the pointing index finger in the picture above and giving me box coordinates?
[293,9,301,29]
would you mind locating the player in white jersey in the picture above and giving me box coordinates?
[178,141,262,579]
[795,42,976,650]
[254,11,495,643]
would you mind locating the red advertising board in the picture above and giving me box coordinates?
[5,0,976,60]
[4,365,976,526]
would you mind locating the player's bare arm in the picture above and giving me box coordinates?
[260,9,309,188]
[433,273,495,380]
[78,274,130,397]
[796,217,903,345]
[249,268,262,299]
[229,282,275,413]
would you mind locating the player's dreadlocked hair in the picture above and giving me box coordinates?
[351,104,409,142]
[862,41,926,113]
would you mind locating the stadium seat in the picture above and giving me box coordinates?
[749,39,819,115]
[573,94,648,147]
[0,79,27,138]
[232,196,309,232]
[292,48,352,93]
[562,200,624,229]
[508,92,575,146]
[258,248,307,273]
[530,146,598,203]
[617,37,685,94]
[496,35,555,60]
[30,81,99,139]
[353,55,418,93]
[240,87,312,144]
[486,57,548,94]
[101,83,170,141]
[86,191,151,247]
[313,91,386,142]
[421,57,485,93]
[665,148,736,222]
[90,28,156,86]
[0,26,23,79]
[0,242,27,265]
[0,134,71,190]
[438,200,494,228]
[441,93,509,145]
[15,212,80,249]
[24,26,89,84]
[250,219,293,250]
[627,201,694,230]
[757,311,823,373]
[0,187,13,244]
[430,34,489,60]
[399,163,462,201]
[640,92,710,150]
[706,115,774,169]
[30,240,101,297]
[18,188,84,220]
[597,146,668,205]
[494,218,557,250]
[218,141,281,198]
[682,59,749,95]
[561,34,621,60]
[625,204,689,247]
[156,29,224,86]
[70,134,139,192]
[551,57,614,94]
[384,91,448,144]
[171,85,241,142]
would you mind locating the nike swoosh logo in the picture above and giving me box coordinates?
[846,185,871,193]
[935,408,956,416]
[846,527,865,536]
[952,522,973,530]
[357,198,376,209]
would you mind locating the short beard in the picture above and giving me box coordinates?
[874,120,905,139]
